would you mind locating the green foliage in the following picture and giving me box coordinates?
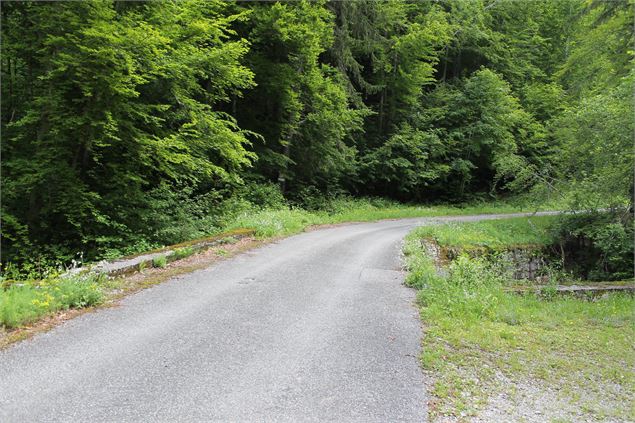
[236,0,366,192]
[551,213,634,281]
[237,182,286,210]
[172,247,195,261]
[0,274,104,329]
[226,207,320,238]
[556,0,634,98]
[152,256,168,269]
[404,226,634,420]
[2,0,255,266]
[413,216,557,249]
[403,236,443,290]
[552,74,634,210]
[427,69,547,197]
[360,124,449,200]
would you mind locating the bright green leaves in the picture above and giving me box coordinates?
[1,0,631,270]
[1,0,255,259]
[390,7,452,116]
[552,73,635,210]
[251,0,333,68]
[556,0,634,98]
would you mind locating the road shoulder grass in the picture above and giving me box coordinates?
[404,218,635,422]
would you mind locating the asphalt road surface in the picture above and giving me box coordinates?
[0,212,554,422]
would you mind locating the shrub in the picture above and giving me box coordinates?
[550,213,634,280]
[237,181,286,209]
[55,276,104,309]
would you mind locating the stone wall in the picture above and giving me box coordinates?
[423,238,548,282]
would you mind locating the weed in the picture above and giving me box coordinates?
[172,247,195,260]
[152,256,167,268]
[413,215,558,249]
[540,281,559,300]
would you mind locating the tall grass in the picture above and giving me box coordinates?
[226,208,322,237]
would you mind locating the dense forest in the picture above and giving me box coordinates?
[1,0,633,274]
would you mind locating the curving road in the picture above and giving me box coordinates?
[0,212,553,422]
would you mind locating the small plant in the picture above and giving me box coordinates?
[540,281,559,300]
[172,247,195,260]
[152,255,168,268]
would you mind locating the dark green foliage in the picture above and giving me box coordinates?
[360,124,448,201]
[234,1,367,193]
[551,213,634,281]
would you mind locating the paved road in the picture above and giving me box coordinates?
[0,212,554,422]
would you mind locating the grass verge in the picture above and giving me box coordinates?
[403,220,635,422]
[413,215,558,249]
[0,274,104,329]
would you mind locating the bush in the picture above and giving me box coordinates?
[550,213,634,280]
[237,182,286,209]
[55,276,104,309]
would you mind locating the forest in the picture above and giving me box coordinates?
[1,0,633,276]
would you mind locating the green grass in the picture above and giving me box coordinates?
[226,208,321,237]
[0,275,104,329]
[403,224,635,421]
[225,197,555,239]
[413,215,558,249]
[152,255,168,268]
[0,199,557,331]
[172,247,195,260]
